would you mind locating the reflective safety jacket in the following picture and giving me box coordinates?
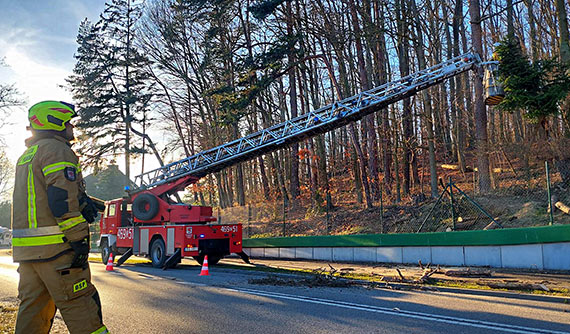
[12,134,89,262]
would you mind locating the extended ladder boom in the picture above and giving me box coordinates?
[134,53,480,189]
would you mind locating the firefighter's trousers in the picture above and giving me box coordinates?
[15,251,108,334]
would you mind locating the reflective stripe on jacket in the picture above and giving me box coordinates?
[12,135,89,262]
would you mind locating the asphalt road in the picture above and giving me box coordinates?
[1,251,569,334]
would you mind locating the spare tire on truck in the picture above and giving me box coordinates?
[132,193,159,221]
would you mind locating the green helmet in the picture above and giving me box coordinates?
[28,101,76,131]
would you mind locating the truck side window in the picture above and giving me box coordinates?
[108,204,116,217]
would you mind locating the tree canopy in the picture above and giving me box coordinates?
[496,37,570,123]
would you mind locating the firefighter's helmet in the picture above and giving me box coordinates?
[28,100,76,131]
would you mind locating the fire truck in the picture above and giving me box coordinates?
[98,52,503,269]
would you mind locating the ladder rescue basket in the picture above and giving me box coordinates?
[484,62,504,106]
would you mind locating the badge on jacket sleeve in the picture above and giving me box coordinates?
[64,167,77,181]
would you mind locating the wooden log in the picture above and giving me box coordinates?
[555,201,570,214]
[454,217,480,230]
[483,221,500,230]
[441,164,460,170]
[474,167,503,173]
[484,281,550,291]
[396,268,406,281]
[417,268,438,283]
[445,268,492,277]
[440,164,474,172]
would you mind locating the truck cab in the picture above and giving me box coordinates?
[99,198,132,264]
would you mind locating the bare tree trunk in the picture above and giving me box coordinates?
[286,0,300,206]
[410,0,438,198]
[523,0,540,61]
[314,0,373,208]
[215,172,228,208]
[392,106,402,203]
[469,0,492,193]
[370,0,392,193]
[233,123,246,206]
[460,23,475,146]
[350,0,380,201]
[444,6,459,164]
[507,0,515,37]
[305,45,332,208]
[453,0,466,172]
[396,0,413,196]
[556,0,570,64]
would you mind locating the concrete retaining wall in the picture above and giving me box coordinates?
[243,242,570,270]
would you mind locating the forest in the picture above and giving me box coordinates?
[66,0,570,236]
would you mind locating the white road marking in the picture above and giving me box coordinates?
[224,287,569,334]
[86,265,568,334]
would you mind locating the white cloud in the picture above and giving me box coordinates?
[0,27,38,49]
[4,47,72,102]
[0,47,73,164]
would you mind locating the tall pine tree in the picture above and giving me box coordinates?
[67,0,152,186]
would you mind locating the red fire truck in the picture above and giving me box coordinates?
[98,52,499,269]
[99,175,247,268]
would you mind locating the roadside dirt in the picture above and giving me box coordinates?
[219,257,570,297]
[0,297,68,334]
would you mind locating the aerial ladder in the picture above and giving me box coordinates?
[98,52,502,269]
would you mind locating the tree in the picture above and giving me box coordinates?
[84,164,135,200]
[395,0,413,195]
[0,149,13,201]
[0,201,10,228]
[469,0,492,193]
[0,82,22,112]
[349,1,380,201]
[67,0,153,187]
[0,58,22,207]
[497,37,570,130]
[556,0,570,64]
[0,57,24,127]
[61,0,570,234]
[285,0,301,207]
[409,0,438,198]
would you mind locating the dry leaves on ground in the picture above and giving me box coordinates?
[0,298,69,334]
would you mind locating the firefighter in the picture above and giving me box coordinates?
[11,101,108,334]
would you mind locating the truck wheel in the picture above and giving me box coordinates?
[132,193,159,221]
[193,255,221,266]
[150,238,166,268]
[100,239,110,265]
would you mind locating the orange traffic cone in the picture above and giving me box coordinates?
[199,255,209,276]
[106,253,114,271]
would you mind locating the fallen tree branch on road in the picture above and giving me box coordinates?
[444,268,493,277]
[478,280,550,292]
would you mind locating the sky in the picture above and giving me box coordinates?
[0,0,166,177]
[0,1,106,162]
